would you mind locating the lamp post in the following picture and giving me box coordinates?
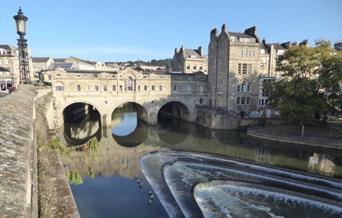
[13,7,30,84]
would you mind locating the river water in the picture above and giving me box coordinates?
[60,111,342,218]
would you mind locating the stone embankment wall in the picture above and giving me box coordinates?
[0,85,37,218]
[0,85,80,218]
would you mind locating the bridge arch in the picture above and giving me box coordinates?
[62,102,102,145]
[111,101,149,126]
[157,100,190,122]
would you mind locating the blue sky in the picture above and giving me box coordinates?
[0,0,341,61]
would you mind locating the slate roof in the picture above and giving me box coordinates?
[270,43,287,50]
[229,32,255,38]
[53,58,66,63]
[0,45,16,50]
[183,49,202,58]
[32,57,50,62]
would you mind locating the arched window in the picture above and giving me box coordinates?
[126,77,135,91]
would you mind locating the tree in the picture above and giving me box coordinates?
[266,40,341,133]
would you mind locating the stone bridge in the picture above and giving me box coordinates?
[49,68,208,128]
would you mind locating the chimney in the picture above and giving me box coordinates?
[221,24,227,33]
[197,46,203,56]
[210,28,218,40]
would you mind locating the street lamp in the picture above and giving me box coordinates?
[13,7,30,84]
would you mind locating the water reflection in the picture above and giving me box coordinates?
[63,112,101,146]
[62,112,342,179]
[308,153,336,176]
[112,112,148,147]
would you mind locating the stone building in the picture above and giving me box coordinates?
[0,45,20,87]
[32,57,54,80]
[200,24,293,128]
[171,46,208,74]
[334,41,342,51]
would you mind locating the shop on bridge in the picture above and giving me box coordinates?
[0,67,15,93]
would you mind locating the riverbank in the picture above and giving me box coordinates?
[247,124,342,149]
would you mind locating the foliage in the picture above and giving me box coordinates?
[43,136,71,158]
[83,137,99,161]
[266,40,342,125]
[67,170,83,185]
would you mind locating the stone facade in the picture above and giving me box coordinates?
[172,46,208,74]
[50,68,208,128]
[205,24,291,128]
[0,45,20,88]
[49,24,295,130]
[32,57,54,80]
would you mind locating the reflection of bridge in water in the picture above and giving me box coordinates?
[61,114,342,180]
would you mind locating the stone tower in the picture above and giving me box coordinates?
[207,24,261,129]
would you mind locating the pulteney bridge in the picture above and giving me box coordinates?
[49,68,208,128]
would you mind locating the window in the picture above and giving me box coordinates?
[56,85,64,91]
[113,85,116,91]
[126,77,134,91]
[173,85,176,91]
[240,50,244,57]
[187,65,190,69]
[193,66,197,69]
[138,85,140,91]
[77,85,81,91]
[152,85,155,91]
[199,98,203,104]
[119,85,123,91]
[237,97,240,104]
[95,85,99,91]
[103,85,107,91]
[238,63,242,74]
[159,85,162,91]
[247,84,250,92]
[241,97,246,104]
[144,85,147,91]
[242,64,248,74]
[248,64,252,74]
[246,97,250,105]
[237,85,240,92]
[48,75,52,80]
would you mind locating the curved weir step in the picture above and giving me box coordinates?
[140,151,342,218]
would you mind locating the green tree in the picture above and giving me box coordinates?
[266,40,341,133]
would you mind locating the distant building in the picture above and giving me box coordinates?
[172,46,208,74]
[334,41,342,51]
[32,57,54,80]
[0,45,20,88]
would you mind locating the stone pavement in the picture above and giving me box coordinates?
[0,85,37,218]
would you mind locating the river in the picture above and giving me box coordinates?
[60,110,342,218]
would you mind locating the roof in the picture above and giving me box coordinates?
[51,62,74,70]
[32,57,51,62]
[178,48,206,59]
[270,43,287,50]
[67,56,96,65]
[53,58,66,63]
[0,45,17,51]
[229,32,255,39]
